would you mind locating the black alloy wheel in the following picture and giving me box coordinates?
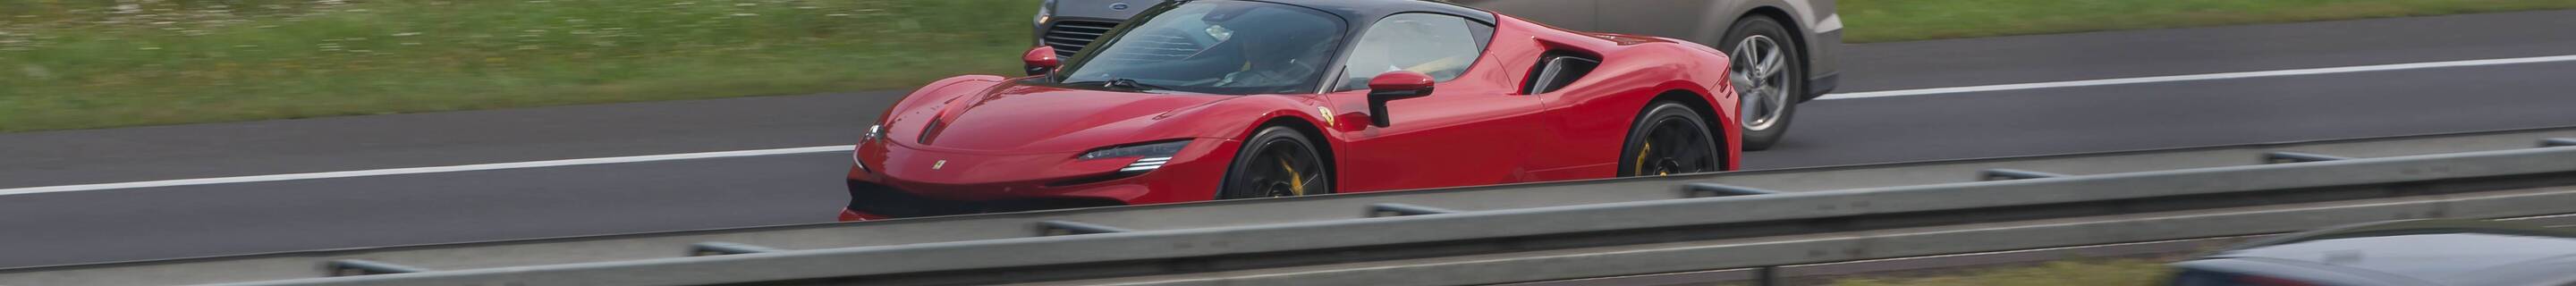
[1619,102,1724,177]
[1722,15,1803,151]
[1219,127,1331,199]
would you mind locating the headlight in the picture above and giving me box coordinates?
[1078,140,1189,160]
[1035,0,1055,24]
[1081,140,1189,174]
[854,124,882,172]
[860,124,883,142]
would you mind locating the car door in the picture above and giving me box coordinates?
[1324,13,1546,192]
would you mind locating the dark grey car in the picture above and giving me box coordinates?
[2168,219,2576,286]
[1033,0,1842,151]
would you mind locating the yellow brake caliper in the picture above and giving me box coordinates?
[1280,158,1305,196]
[1635,142,1654,176]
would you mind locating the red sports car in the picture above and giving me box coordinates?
[842,0,1740,221]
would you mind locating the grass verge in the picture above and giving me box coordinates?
[1842,0,2576,42]
[1,0,1034,131]
[5,0,2576,131]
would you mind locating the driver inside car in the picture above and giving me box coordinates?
[1212,12,1336,88]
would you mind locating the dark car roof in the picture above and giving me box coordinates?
[1240,0,1496,24]
[2182,220,2576,285]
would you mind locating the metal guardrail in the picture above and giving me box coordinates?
[6,127,2576,285]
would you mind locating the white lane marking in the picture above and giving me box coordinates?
[0,146,852,196]
[13,54,2576,195]
[1818,55,2576,100]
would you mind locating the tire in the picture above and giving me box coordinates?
[1721,15,1801,151]
[1218,126,1331,199]
[1618,102,1724,177]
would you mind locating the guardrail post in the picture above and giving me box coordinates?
[690,242,782,257]
[1368,203,1457,217]
[1038,221,1131,236]
[1752,266,1780,286]
[2263,152,2352,164]
[326,259,428,276]
[1979,169,2066,181]
[1682,183,1779,198]
[2544,138,2576,147]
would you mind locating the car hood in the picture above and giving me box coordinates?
[891,81,1233,154]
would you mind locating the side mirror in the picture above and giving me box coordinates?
[1022,46,1061,76]
[1366,71,1436,127]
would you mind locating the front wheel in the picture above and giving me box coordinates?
[1619,102,1724,177]
[1218,127,1331,199]
[1723,15,1802,151]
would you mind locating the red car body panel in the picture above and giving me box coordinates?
[843,13,1737,221]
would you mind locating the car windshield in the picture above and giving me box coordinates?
[1055,0,1346,95]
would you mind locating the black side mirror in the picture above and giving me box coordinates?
[1366,71,1436,127]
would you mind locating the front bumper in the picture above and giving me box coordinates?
[843,180,1130,218]
[840,138,1238,221]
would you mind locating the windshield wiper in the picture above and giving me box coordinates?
[1065,78,1172,91]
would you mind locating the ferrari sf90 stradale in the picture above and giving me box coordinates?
[843,0,1741,220]
[1039,0,1843,151]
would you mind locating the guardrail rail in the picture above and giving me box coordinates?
[6,127,2576,286]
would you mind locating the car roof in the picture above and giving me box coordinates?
[2185,220,2576,285]
[1235,0,1497,24]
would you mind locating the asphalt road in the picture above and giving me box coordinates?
[4,11,2576,268]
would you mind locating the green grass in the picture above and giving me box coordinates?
[1826,259,2175,286]
[6,0,2576,131]
[1842,0,2576,42]
[0,0,1034,131]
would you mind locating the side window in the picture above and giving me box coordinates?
[1335,13,1493,91]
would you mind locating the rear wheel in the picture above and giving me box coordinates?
[1619,102,1724,177]
[1219,127,1331,199]
[1723,15,1802,151]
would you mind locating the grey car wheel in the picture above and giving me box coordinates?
[1722,15,1800,151]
